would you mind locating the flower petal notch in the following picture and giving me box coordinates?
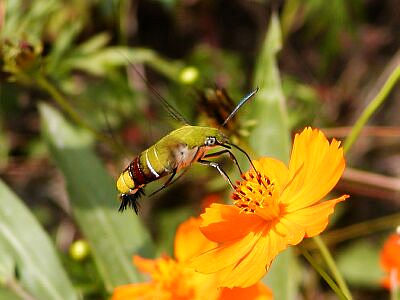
[190,127,349,288]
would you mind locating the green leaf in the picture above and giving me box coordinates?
[251,14,291,162]
[250,14,297,299]
[39,103,154,292]
[337,240,384,288]
[0,243,15,286]
[0,288,20,300]
[46,21,83,75]
[74,33,112,56]
[0,180,78,300]
[61,46,183,79]
[2,0,59,43]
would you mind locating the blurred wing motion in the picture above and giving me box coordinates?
[197,87,239,134]
[117,49,190,125]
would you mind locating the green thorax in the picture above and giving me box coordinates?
[138,125,228,175]
[163,125,228,148]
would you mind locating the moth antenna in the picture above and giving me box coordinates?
[222,87,259,127]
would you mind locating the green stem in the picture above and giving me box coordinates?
[36,75,123,153]
[305,212,400,249]
[344,65,400,154]
[390,269,399,300]
[299,246,347,300]
[313,236,353,300]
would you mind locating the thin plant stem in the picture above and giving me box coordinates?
[313,236,353,300]
[304,212,400,249]
[390,269,399,300]
[322,63,400,299]
[36,75,124,154]
[299,246,348,300]
[391,288,399,300]
[343,65,400,154]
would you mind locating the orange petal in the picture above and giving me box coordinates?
[174,217,217,263]
[189,228,264,275]
[381,276,391,289]
[191,224,289,288]
[281,128,345,212]
[133,255,159,274]
[255,157,289,191]
[219,282,273,300]
[274,216,306,245]
[220,227,288,288]
[200,203,265,243]
[380,234,400,271]
[111,282,155,300]
[283,195,348,241]
[201,194,222,212]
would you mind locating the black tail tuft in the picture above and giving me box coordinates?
[119,189,145,214]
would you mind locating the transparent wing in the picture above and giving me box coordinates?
[118,49,190,125]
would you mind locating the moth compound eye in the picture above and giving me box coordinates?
[205,137,216,146]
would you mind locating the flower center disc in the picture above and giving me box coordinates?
[233,171,282,221]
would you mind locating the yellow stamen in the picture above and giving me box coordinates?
[233,171,283,221]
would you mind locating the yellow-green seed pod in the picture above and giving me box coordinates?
[179,66,199,84]
[69,239,90,261]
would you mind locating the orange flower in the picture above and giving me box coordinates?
[190,127,349,288]
[112,217,272,300]
[201,194,222,212]
[380,233,400,289]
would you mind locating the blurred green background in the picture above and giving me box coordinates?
[1,0,400,299]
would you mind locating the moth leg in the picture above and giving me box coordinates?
[168,167,189,186]
[203,149,243,174]
[198,159,235,190]
[149,168,177,197]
